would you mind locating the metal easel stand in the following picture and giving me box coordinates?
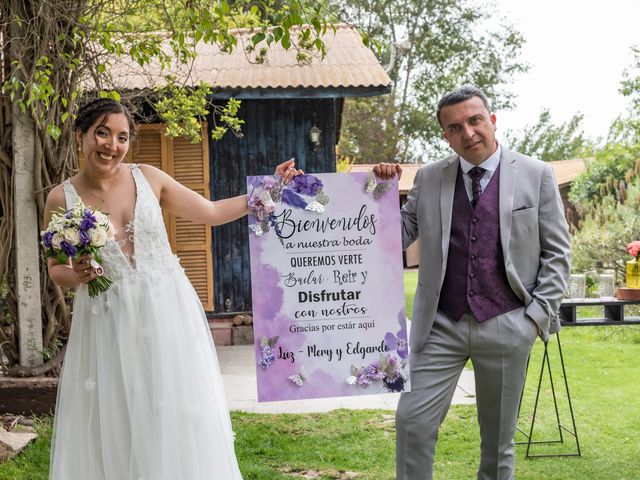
[516,331,581,458]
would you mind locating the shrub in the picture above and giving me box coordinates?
[571,176,640,282]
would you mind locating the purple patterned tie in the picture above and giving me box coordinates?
[469,166,486,208]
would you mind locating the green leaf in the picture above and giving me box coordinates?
[56,252,68,265]
[252,32,266,46]
[273,27,284,42]
[47,123,62,140]
[281,33,291,50]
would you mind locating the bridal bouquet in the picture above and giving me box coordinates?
[41,201,115,297]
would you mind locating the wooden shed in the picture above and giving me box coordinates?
[109,24,392,314]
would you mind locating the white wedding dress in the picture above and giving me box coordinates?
[50,164,243,479]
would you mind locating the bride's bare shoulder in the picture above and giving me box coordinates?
[44,183,68,220]
[138,163,174,186]
[138,163,163,179]
[137,163,173,199]
[46,183,67,204]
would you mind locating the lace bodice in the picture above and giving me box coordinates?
[62,164,181,292]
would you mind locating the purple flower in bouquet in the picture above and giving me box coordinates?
[60,240,77,257]
[80,216,96,231]
[79,229,91,246]
[42,231,54,249]
[290,175,323,196]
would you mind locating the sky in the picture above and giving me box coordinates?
[491,0,639,142]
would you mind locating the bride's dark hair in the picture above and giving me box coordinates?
[74,97,137,139]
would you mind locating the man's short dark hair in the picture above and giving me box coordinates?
[437,86,492,127]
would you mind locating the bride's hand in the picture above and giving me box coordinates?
[71,254,96,285]
[274,158,303,183]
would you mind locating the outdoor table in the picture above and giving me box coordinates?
[559,297,640,325]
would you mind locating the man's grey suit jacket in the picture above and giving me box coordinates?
[401,148,571,352]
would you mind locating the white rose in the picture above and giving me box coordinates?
[51,219,65,233]
[94,211,109,225]
[63,228,80,246]
[51,233,63,249]
[90,227,108,247]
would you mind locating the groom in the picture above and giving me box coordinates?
[374,85,571,479]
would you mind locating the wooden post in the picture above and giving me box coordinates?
[12,105,43,367]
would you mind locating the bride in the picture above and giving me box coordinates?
[44,97,301,479]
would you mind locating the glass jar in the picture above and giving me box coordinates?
[568,273,586,298]
[597,272,616,298]
[626,259,640,289]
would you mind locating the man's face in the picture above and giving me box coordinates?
[440,96,498,165]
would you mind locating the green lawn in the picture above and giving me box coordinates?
[2,274,640,479]
[404,268,418,316]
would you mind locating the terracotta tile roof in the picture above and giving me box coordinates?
[548,158,588,187]
[345,158,589,194]
[101,24,391,95]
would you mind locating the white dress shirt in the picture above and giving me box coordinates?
[459,145,502,202]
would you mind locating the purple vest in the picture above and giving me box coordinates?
[438,164,523,322]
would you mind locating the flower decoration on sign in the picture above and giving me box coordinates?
[626,240,640,258]
[384,310,409,359]
[364,170,392,199]
[258,336,279,369]
[247,174,329,239]
[347,353,407,393]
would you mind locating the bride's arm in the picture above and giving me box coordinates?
[142,159,302,226]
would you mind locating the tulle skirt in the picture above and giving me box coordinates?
[50,268,243,479]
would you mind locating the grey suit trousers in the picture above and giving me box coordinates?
[395,308,537,480]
